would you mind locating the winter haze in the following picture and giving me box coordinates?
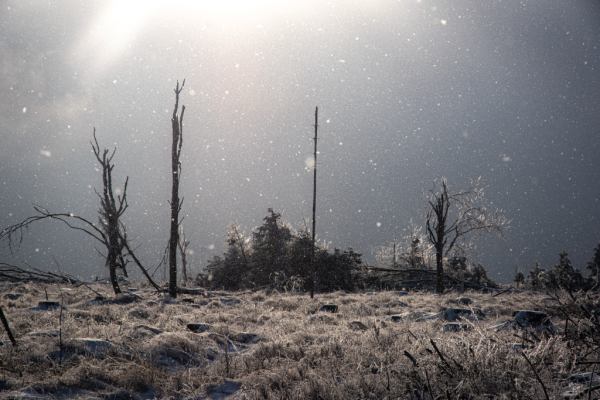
[1,0,599,283]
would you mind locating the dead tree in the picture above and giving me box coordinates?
[310,106,318,299]
[424,178,508,293]
[0,129,161,294]
[168,79,186,298]
[91,129,128,294]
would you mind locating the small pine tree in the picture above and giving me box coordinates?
[526,263,544,289]
[540,252,585,292]
[251,209,292,287]
[204,224,251,291]
[513,262,525,288]
[470,263,498,288]
[401,222,433,269]
[513,271,525,288]
[587,241,600,282]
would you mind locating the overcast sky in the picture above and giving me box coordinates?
[1,0,599,284]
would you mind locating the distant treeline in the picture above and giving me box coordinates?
[513,244,600,292]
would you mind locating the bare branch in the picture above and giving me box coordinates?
[118,232,162,291]
[0,206,107,257]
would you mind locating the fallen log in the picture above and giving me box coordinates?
[0,263,82,284]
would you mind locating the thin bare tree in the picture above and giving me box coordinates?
[168,79,186,298]
[0,129,161,294]
[424,177,508,293]
[310,106,318,299]
[91,129,128,294]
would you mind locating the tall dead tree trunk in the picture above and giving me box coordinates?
[310,106,318,299]
[431,186,449,294]
[168,79,186,298]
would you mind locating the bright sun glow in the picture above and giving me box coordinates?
[196,0,281,16]
[74,1,162,73]
[75,0,302,73]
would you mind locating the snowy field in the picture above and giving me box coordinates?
[0,280,599,399]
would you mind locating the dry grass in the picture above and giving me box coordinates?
[0,280,599,399]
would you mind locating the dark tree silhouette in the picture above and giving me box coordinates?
[514,271,525,287]
[587,241,600,285]
[168,79,186,298]
[204,224,251,291]
[526,262,544,289]
[251,208,292,285]
[203,209,362,293]
[424,178,508,293]
[540,251,585,292]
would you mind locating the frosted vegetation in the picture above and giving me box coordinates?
[1,279,599,399]
[199,208,599,295]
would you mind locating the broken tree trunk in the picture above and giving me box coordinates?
[168,79,186,298]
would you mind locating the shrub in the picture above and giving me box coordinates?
[202,209,363,293]
[445,257,498,288]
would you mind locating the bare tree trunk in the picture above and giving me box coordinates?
[107,247,120,294]
[107,208,121,294]
[435,246,444,293]
[169,80,186,298]
[178,225,189,282]
[310,106,318,299]
[433,188,448,294]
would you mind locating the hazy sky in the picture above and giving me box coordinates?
[1,0,599,284]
